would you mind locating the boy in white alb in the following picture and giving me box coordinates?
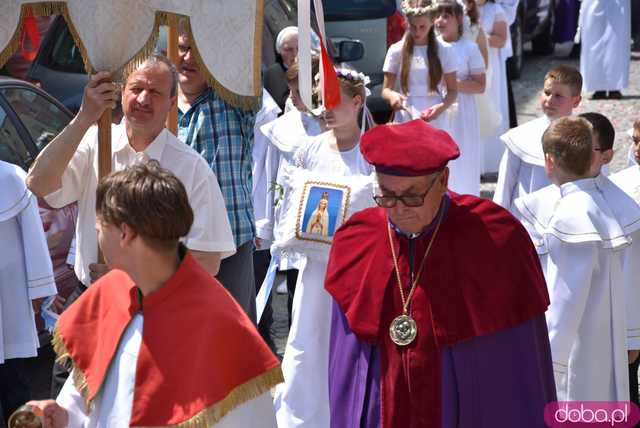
[273,69,373,428]
[514,117,640,402]
[494,65,582,212]
[609,118,640,404]
[0,160,57,422]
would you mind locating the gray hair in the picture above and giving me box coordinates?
[136,54,179,97]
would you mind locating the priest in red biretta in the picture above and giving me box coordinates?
[23,162,282,428]
[325,120,557,428]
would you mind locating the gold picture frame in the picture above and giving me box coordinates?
[295,181,352,245]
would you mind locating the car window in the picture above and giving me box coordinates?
[0,107,32,168]
[322,0,395,20]
[0,88,70,150]
[45,22,85,74]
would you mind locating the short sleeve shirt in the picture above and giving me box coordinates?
[383,38,458,95]
[45,122,236,286]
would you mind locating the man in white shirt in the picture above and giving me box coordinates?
[26,54,235,395]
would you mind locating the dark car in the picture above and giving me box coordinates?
[509,0,556,79]
[0,77,79,336]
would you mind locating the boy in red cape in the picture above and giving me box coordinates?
[325,120,556,428]
[25,162,281,427]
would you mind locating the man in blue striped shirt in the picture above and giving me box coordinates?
[176,27,257,321]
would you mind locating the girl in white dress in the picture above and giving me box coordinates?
[476,0,509,173]
[435,1,486,195]
[273,69,374,428]
[382,0,458,132]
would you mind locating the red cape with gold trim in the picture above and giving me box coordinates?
[324,194,550,428]
[53,251,282,427]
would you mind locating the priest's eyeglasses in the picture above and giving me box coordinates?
[373,174,440,208]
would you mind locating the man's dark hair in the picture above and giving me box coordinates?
[579,112,615,151]
[96,161,193,251]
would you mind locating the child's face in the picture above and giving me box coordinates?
[96,218,124,270]
[322,87,362,130]
[434,11,460,41]
[408,15,433,44]
[540,81,581,120]
[589,132,614,177]
[632,127,640,165]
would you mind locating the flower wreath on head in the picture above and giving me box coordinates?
[313,67,374,133]
[335,68,371,87]
[401,0,436,17]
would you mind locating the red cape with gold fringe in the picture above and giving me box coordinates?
[53,251,282,427]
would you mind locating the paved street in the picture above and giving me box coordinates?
[18,41,640,411]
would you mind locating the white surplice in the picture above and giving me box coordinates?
[273,134,373,428]
[493,116,551,212]
[258,110,323,270]
[57,314,277,428]
[579,0,631,92]
[252,88,282,249]
[514,175,640,401]
[610,166,640,351]
[0,161,56,364]
[610,165,640,204]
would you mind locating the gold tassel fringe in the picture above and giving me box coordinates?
[0,3,262,110]
[51,327,94,412]
[135,365,284,428]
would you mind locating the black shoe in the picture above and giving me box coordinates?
[591,91,607,100]
[608,91,623,100]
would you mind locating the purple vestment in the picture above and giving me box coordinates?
[328,302,557,428]
[554,0,581,43]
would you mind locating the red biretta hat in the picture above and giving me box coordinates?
[361,119,460,176]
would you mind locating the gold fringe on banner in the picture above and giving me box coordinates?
[0,2,264,110]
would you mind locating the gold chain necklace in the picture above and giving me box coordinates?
[387,212,443,346]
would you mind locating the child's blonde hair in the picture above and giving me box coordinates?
[542,117,593,176]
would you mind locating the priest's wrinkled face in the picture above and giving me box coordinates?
[375,170,449,234]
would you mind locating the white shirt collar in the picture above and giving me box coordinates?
[113,122,169,161]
